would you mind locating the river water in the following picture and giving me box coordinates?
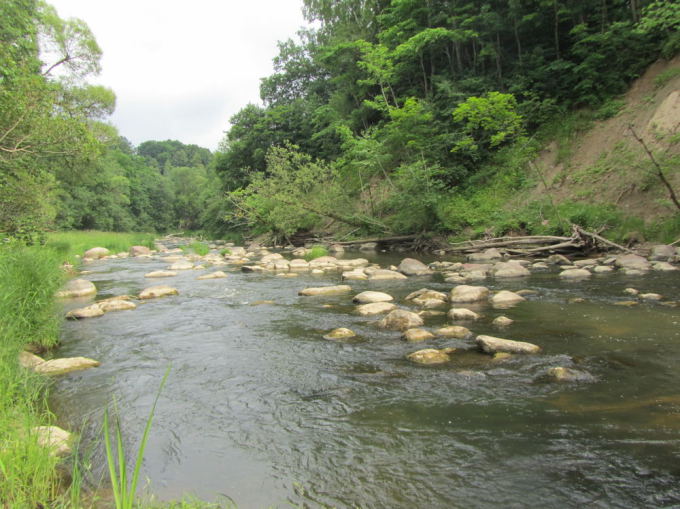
[51,248,680,508]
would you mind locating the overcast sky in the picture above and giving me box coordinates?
[48,0,309,150]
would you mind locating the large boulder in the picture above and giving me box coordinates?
[450,285,489,303]
[405,288,448,302]
[559,268,591,279]
[342,269,368,280]
[406,348,454,365]
[83,247,109,259]
[377,309,424,331]
[129,245,151,256]
[56,279,97,298]
[490,290,526,308]
[650,244,676,261]
[32,426,73,457]
[476,335,541,354]
[356,302,397,316]
[448,308,480,321]
[34,357,100,375]
[298,285,352,296]
[261,253,284,263]
[139,285,179,299]
[353,291,394,304]
[398,258,433,276]
[66,304,104,319]
[614,254,651,272]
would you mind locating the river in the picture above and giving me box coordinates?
[50,247,680,508]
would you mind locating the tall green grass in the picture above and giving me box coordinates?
[181,242,210,256]
[46,230,156,263]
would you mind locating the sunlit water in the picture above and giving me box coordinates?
[50,250,680,508]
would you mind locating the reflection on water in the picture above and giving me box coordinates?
[50,251,680,508]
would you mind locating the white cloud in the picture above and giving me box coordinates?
[48,0,308,149]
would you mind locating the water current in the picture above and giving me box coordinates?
[50,247,680,508]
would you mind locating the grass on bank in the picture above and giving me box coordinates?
[45,231,156,264]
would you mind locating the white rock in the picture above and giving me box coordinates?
[145,270,178,278]
[476,335,541,354]
[403,328,435,342]
[448,308,480,321]
[33,426,73,456]
[66,304,104,319]
[298,285,352,296]
[559,268,591,279]
[139,285,179,299]
[356,302,397,315]
[353,291,394,303]
[35,357,100,375]
[376,309,424,331]
[490,290,526,308]
[56,279,97,298]
[450,285,489,303]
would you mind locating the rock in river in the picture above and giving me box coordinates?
[450,285,489,303]
[145,270,177,278]
[34,356,100,375]
[323,328,357,340]
[490,290,526,308]
[398,258,433,276]
[377,309,424,331]
[406,348,454,365]
[66,304,104,319]
[546,366,595,383]
[403,328,435,342]
[356,302,396,316]
[98,299,136,312]
[435,326,472,338]
[559,268,591,279]
[56,279,97,298]
[368,269,408,281]
[197,271,228,280]
[353,291,394,303]
[448,308,480,321]
[476,335,541,354]
[139,285,179,299]
[299,285,352,296]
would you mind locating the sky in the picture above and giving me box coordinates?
[48,0,309,150]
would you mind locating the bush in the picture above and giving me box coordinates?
[304,245,329,261]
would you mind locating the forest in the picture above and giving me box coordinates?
[1,0,678,244]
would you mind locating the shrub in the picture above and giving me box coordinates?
[304,245,329,261]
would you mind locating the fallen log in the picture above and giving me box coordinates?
[334,235,419,246]
[444,236,570,252]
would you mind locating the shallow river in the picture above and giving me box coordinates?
[51,249,680,508]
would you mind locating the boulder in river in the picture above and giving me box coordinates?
[298,285,352,296]
[448,308,480,321]
[492,261,531,278]
[323,328,356,340]
[412,297,448,309]
[405,288,448,302]
[368,269,408,281]
[476,335,541,354]
[197,271,228,280]
[490,290,526,308]
[614,254,651,272]
[450,285,489,303]
[398,258,433,276]
[129,245,151,256]
[650,244,676,261]
[353,291,394,304]
[98,299,136,312]
[467,248,503,262]
[139,285,179,299]
[32,426,73,457]
[406,348,454,365]
[652,261,678,272]
[402,328,435,342]
[169,260,194,270]
[83,247,109,260]
[66,304,104,319]
[559,268,591,279]
[56,279,97,298]
[342,269,368,280]
[546,366,595,383]
[356,302,397,315]
[435,326,472,339]
[145,270,177,278]
[492,316,514,327]
[34,356,100,375]
[377,309,424,331]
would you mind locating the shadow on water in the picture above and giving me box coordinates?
[50,252,680,508]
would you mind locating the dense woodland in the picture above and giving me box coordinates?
[1,0,678,244]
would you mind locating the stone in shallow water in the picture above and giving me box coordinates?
[405,288,448,302]
[492,316,514,327]
[197,271,228,280]
[398,258,433,276]
[476,335,541,354]
[145,270,178,278]
[356,302,396,316]
[448,308,480,321]
[169,260,194,270]
[546,366,595,383]
[353,291,393,304]
[490,290,525,308]
[323,328,356,340]
[19,351,45,369]
[402,328,435,342]
[56,279,97,298]
[98,299,136,312]
[377,309,424,331]
[406,348,453,365]
[435,326,472,339]
[450,285,489,303]
[35,357,100,375]
[298,285,352,296]
[66,304,104,319]
[368,269,408,281]
[139,285,179,299]
[559,268,591,279]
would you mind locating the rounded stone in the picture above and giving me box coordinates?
[353,291,394,304]
[403,328,435,342]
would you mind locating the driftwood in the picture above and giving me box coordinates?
[445,225,634,256]
[334,235,418,246]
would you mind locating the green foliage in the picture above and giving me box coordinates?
[304,245,329,261]
[182,242,209,256]
[45,230,156,264]
[593,98,626,120]
[219,248,232,256]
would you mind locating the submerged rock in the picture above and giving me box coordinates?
[139,285,179,299]
[56,279,97,298]
[476,334,541,354]
[35,357,100,375]
[145,270,177,278]
[298,285,352,296]
[377,309,424,331]
[323,328,356,340]
[546,366,595,383]
[492,316,514,327]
